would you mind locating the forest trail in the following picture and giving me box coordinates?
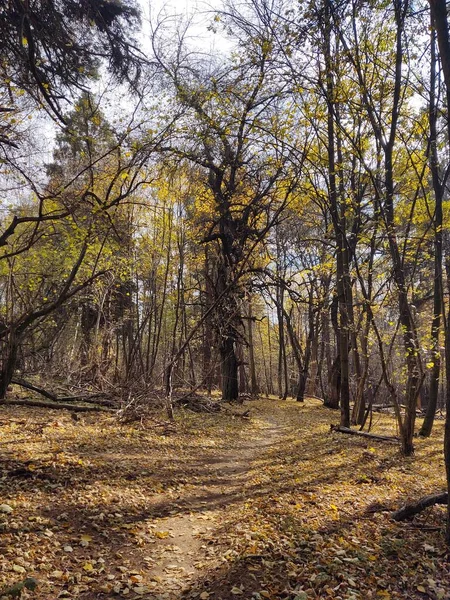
[0,398,449,600]
[146,417,287,598]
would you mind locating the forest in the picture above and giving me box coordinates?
[1,0,450,598]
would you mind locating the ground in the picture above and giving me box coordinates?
[0,397,449,600]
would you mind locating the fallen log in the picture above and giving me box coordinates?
[372,404,396,412]
[331,425,399,443]
[392,492,448,521]
[57,395,117,407]
[58,392,109,402]
[306,395,325,402]
[1,398,113,412]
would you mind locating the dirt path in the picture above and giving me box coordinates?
[0,400,292,600]
[144,418,287,598]
[1,399,449,600]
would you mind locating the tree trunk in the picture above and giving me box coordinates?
[220,336,239,401]
[323,0,350,425]
[282,306,305,402]
[325,354,341,410]
[423,0,450,539]
[420,17,443,438]
[0,331,18,400]
[326,294,340,409]
[247,298,259,395]
[307,332,319,397]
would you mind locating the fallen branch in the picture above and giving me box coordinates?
[57,395,117,407]
[11,378,57,401]
[10,379,116,407]
[331,425,399,443]
[58,392,109,400]
[392,492,448,521]
[372,404,396,412]
[306,395,325,402]
[1,398,112,412]
[222,407,251,419]
[181,396,222,413]
[371,404,424,417]
[235,409,250,418]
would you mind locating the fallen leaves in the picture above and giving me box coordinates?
[12,565,26,574]
[0,399,448,600]
[230,586,244,595]
[79,534,92,546]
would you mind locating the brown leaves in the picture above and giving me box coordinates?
[0,399,448,600]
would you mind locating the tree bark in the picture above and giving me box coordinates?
[323,0,350,425]
[220,336,239,401]
[392,492,448,521]
[429,0,450,543]
[0,331,19,400]
[332,425,399,443]
[420,9,444,438]
[247,298,259,395]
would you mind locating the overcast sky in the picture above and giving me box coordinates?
[139,0,229,54]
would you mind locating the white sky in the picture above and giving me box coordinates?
[139,0,229,54]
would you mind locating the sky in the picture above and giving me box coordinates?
[139,0,229,54]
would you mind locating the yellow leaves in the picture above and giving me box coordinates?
[417,586,426,593]
[82,562,94,572]
[80,534,92,547]
[50,570,64,579]
[244,542,259,555]
[12,564,26,574]
[154,531,169,539]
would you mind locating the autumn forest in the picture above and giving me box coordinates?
[1,0,450,598]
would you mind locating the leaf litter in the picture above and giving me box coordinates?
[0,398,449,599]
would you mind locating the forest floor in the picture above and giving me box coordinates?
[0,397,449,600]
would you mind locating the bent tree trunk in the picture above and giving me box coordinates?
[220,336,239,401]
